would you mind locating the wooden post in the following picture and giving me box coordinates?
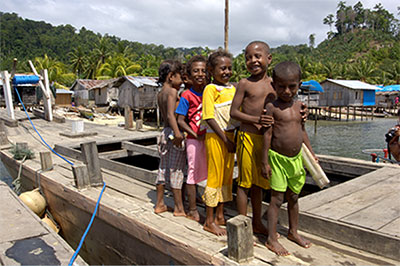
[339,107,342,121]
[328,107,332,120]
[371,107,374,120]
[227,215,253,263]
[224,0,229,51]
[314,108,318,134]
[28,60,50,99]
[41,69,53,121]
[80,141,103,186]
[353,106,356,120]
[1,71,15,121]
[136,109,144,130]
[72,164,89,189]
[361,106,363,121]
[40,151,53,171]
[124,106,133,129]
[346,106,349,122]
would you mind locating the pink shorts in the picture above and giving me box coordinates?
[186,138,207,185]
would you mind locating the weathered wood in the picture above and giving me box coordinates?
[227,215,253,263]
[16,142,28,151]
[135,119,143,130]
[0,120,6,133]
[121,141,158,158]
[72,164,89,189]
[80,142,103,186]
[40,151,53,171]
[124,106,133,129]
[0,132,8,145]
[59,131,98,138]
[1,71,15,121]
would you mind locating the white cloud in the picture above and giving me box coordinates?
[1,0,398,55]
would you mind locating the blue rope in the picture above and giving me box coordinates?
[14,84,107,265]
[14,86,74,166]
[68,182,106,266]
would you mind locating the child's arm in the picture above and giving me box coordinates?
[205,118,235,153]
[261,104,274,179]
[302,124,318,162]
[167,90,184,147]
[230,80,273,128]
[177,114,198,139]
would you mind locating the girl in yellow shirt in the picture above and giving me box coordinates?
[202,50,237,236]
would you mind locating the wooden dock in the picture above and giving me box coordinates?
[0,180,86,265]
[0,109,399,265]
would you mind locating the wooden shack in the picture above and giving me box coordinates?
[0,74,38,107]
[70,79,111,106]
[319,79,379,107]
[375,85,400,108]
[55,89,73,106]
[89,78,118,106]
[115,76,160,111]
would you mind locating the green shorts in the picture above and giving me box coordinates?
[268,149,306,194]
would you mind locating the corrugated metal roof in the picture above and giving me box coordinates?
[323,79,379,91]
[125,76,159,87]
[77,79,109,89]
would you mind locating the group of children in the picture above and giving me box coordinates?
[155,41,317,256]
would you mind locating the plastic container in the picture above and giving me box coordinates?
[72,120,84,133]
[302,143,330,189]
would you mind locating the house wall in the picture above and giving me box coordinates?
[320,81,365,106]
[94,88,108,106]
[55,94,72,105]
[117,81,158,110]
[74,90,88,106]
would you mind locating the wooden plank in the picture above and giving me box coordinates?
[309,175,399,220]
[379,217,400,237]
[340,191,400,231]
[299,167,398,212]
[40,151,53,171]
[99,149,129,160]
[121,141,159,158]
[80,141,103,186]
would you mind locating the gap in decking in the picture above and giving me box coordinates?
[129,137,157,146]
[74,142,122,153]
[112,154,159,171]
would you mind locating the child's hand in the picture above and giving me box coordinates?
[259,110,274,128]
[261,163,271,179]
[225,138,236,153]
[300,103,308,122]
[173,133,184,147]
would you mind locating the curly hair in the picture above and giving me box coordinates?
[207,49,233,72]
[186,55,207,76]
[158,60,183,84]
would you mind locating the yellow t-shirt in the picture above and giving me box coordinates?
[202,83,238,131]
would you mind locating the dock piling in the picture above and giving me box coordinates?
[72,164,90,189]
[227,215,253,263]
[0,132,8,145]
[40,151,53,171]
[124,106,134,130]
[80,141,103,186]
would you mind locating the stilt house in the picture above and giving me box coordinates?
[319,79,379,107]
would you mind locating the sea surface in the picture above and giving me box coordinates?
[0,117,398,185]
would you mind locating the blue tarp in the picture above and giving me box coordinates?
[300,80,324,92]
[380,85,400,92]
[363,90,375,106]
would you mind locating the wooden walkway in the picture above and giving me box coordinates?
[0,109,399,265]
[0,180,86,265]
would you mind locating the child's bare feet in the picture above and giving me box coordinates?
[266,239,290,256]
[173,210,187,217]
[214,217,226,226]
[253,221,280,238]
[154,205,170,214]
[287,232,311,248]
[204,222,227,236]
[186,209,201,222]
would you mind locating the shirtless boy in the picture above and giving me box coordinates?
[261,61,314,256]
[230,41,275,235]
[155,60,186,217]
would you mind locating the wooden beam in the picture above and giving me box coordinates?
[227,215,253,263]
[40,151,53,171]
[80,142,103,187]
[1,71,15,121]
[121,141,158,158]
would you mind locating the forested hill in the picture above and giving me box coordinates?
[1,1,399,87]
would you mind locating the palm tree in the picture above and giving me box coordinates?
[349,59,377,83]
[97,55,141,79]
[385,62,400,84]
[322,61,339,79]
[68,46,87,77]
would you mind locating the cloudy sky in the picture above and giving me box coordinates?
[1,0,398,55]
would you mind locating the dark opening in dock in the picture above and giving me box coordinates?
[112,154,159,171]
[130,137,157,146]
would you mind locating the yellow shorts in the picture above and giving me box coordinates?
[202,132,234,207]
[236,131,270,190]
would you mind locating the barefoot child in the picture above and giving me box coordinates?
[230,41,275,236]
[202,50,237,236]
[155,60,186,217]
[175,55,208,221]
[261,61,314,256]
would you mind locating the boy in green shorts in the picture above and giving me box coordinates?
[261,61,317,256]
